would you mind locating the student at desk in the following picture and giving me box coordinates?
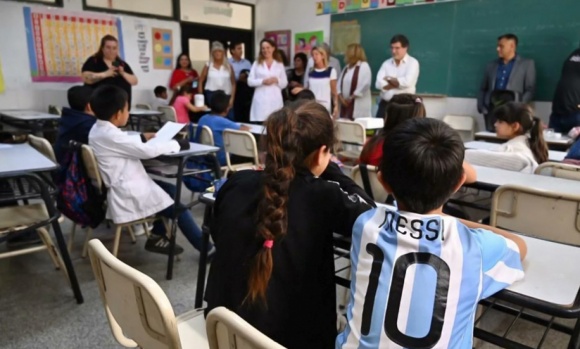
[205,101,374,349]
[337,118,527,349]
[88,85,208,256]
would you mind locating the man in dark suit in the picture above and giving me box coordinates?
[477,34,536,131]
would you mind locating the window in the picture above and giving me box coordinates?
[5,0,63,6]
[84,0,174,19]
[180,0,253,30]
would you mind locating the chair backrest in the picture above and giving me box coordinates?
[223,129,259,171]
[336,120,366,146]
[136,103,152,110]
[81,145,104,195]
[351,164,388,203]
[158,106,178,124]
[28,135,56,162]
[491,184,580,246]
[200,126,215,146]
[442,115,475,142]
[535,162,580,181]
[206,307,286,349]
[465,149,534,173]
[88,239,182,349]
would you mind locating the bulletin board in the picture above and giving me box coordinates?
[23,6,124,83]
[152,28,173,70]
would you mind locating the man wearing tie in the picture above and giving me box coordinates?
[374,34,420,119]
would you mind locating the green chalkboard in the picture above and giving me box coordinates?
[331,0,580,101]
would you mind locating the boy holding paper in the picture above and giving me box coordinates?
[89,85,209,255]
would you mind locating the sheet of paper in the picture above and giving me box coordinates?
[0,144,13,149]
[147,121,186,145]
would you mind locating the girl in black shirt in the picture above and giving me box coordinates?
[205,101,373,349]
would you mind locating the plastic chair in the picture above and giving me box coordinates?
[199,126,215,146]
[158,106,178,124]
[535,162,580,181]
[351,164,388,203]
[88,239,209,349]
[206,307,285,349]
[69,145,168,257]
[223,129,260,174]
[442,115,475,142]
[465,150,535,173]
[490,184,580,246]
[48,105,62,116]
[336,120,366,163]
[28,135,56,162]
[135,103,152,110]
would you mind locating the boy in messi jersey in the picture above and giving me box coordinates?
[337,118,527,349]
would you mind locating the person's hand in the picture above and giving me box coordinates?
[117,65,125,74]
[240,125,251,131]
[340,96,351,107]
[289,81,301,88]
[104,66,118,78]
[262,78,273,85]
[229,98,234,109]
[143,132,156,141]
[291,87,303,95]
[195,105,209,112]
[332,106,339,119]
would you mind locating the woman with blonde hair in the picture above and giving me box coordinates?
[338,43,372,119]
[248,38,288,123]
[199,41,236,120]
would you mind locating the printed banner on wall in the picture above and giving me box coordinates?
[152,28,173,70]
[316,0,454,15]
[295,31,324,56]
[265,30,291,63]
[23,7,123,82]
[331,20,361,55]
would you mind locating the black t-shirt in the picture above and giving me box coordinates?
[205,163,373,349]
[552,48,580,115]
[81,56,134,107]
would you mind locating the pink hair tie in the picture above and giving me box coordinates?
[263,239,274,249]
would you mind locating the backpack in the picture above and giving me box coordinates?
[183,156,216,193]
[56,143,106,228]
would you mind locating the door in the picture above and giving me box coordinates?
[180,23,254,73]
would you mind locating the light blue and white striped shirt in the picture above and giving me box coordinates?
[337,207,524,349]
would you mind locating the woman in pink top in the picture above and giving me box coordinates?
[170,84,207,123]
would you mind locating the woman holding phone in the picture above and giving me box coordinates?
[82,35,138,107]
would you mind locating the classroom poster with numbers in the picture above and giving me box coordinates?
[23,7,124,82]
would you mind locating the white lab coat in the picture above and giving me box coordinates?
[248,60,288,122]
[88,120,180,224]
[338,61,373,119]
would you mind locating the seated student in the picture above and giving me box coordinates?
[337,118,527,349]
[194,90,250,166]
[53,85,96,164]
[170,84,208,123]
[152,85,169,110]
[466,102,548,173]
[88,85,209,255]
[205,101,374,349]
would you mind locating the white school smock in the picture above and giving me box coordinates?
[88,120,180,224]
[306,67,337,112]
[205,62,233,95]
[248,60,288,122]
[338,61,373,119]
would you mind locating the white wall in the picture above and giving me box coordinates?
[252,0,552,130]
[0,0,180,110]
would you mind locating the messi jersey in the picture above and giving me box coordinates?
[337,207,524,349]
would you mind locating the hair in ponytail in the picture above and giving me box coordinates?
[246,100,335,304]
[493,102,548,164]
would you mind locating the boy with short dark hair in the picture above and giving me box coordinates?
[88,85,208,255]
[194,90,249,165]
[337,118,527,349]
[152,85,169,110]
[54,85,96,164]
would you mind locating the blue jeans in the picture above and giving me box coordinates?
[151,180,210,252]
[549,112,580,134]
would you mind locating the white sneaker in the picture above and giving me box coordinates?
[133,224,154,236]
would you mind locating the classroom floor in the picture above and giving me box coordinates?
[0,188,574,348]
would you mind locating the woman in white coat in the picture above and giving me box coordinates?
[338,43,372,120]
[248,38,288,123]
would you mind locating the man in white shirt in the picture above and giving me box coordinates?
[375,34,420,118]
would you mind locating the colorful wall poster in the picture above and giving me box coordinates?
[294,31,324,56]
[152,28,173,70]
[23,7,123,82]
[265,30,291,63]
[316,0,455,15]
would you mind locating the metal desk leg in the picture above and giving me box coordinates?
[195,204,212,308]
[569,319,580,349]
[36,175,84,304]
[166,157,185,280]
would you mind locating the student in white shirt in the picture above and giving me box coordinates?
[294,47,338,117]
[199,41,236,120]
[248,38,288,123]
[338,43,372,120]
[151,85,169,110]
[88,85,210,256]
[466,102,549,173]
[375,34,420,119]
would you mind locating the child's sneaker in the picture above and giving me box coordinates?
[145,235,184,255]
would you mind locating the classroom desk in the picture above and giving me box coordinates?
[239,123,265,135]
[475,131,573,151]
[0,110,60,135]
[469,165,580,194]
[0,143,83,304]
[354,117,384,130]
[145,143,220,280]
[465,141,567,162]
[129,108,164,130]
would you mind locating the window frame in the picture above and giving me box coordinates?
[82,0,178,20]
[4,0,64,7]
